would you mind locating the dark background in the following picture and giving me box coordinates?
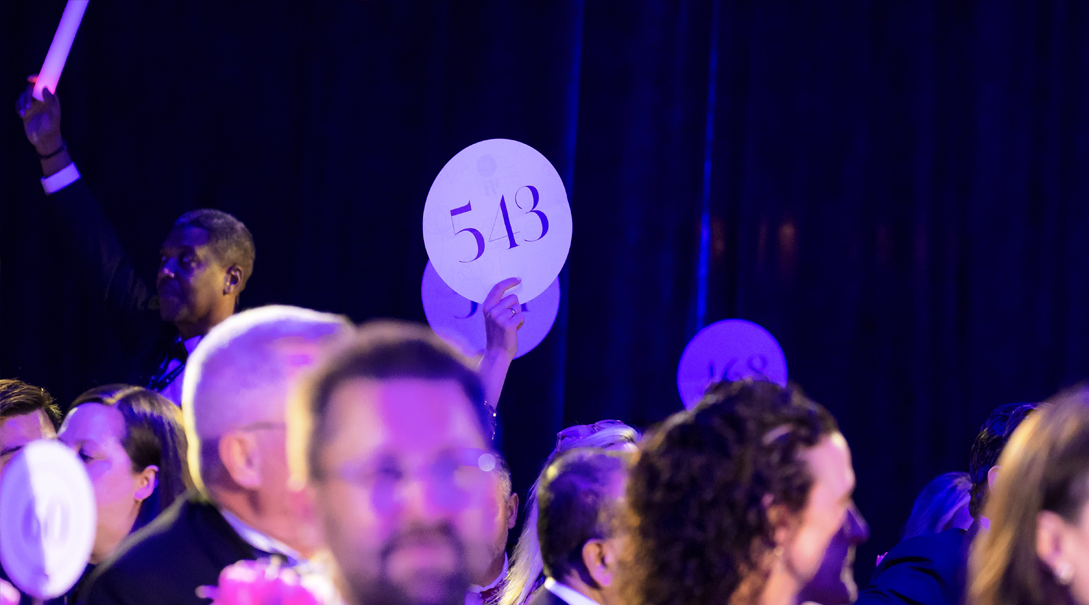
[5,0,1089,586]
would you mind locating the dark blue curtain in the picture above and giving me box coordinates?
[5,0,1089,584]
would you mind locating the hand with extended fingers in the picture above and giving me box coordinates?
[478,277,526,410]
[482,277,524,360]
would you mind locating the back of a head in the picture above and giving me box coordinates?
[970,390,1089,605]
[0,379,60,429]
[184,305,351,495]
[968,402,1038,518]
[174,209,256,292]
[503,421,641,605]
[902,471,972,539]
[624,380,837,605]
[288,319,494,488]
[71,384,192,529]
[537,448,628,584]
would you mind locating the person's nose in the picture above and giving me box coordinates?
[397,473,449,525]
[847,503,870,542]
[158,259,175,279]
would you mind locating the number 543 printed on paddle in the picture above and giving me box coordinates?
[448,185,549,263]
[423,139,572,304]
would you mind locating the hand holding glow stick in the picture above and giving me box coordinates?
[33,0,89,101]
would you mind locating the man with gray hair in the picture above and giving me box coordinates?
[80,305,349,605]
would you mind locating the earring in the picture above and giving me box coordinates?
[1056,561,1074,586]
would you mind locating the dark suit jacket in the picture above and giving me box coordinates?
[854,526,974,605]
[46,178,177,387]
[526,585,570,605]
[78,492,259,605]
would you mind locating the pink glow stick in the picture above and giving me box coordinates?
[33,0,89,101]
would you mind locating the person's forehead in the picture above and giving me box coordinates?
[161,225,211,250]
[59,403,125,441]
[0,410,52,444]
[323,377,485,457]
[804,432,855,495]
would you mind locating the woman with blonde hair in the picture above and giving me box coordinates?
[500,420,641,605]
[970,392,1089,605]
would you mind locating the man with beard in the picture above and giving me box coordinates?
[16,86,255,406]
[467,453,518,605]
[288,321,503,605]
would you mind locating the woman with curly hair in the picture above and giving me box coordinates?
[970,391,1089,605]
[624,380,856,605]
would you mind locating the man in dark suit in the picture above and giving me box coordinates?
[16,86,255,405]
[854,402,1038,605]
[79,306,351,605]
[528,448,628,605]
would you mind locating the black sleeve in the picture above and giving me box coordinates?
[43,178,159,351]
[854,534,963,605]
[78,567,149,605]
[78,559,194,605]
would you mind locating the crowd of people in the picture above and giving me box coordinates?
[8,86,1089,605]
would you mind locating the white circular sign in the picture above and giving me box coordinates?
[422,139,573,303]
[676,319,788,410]
[0,440,96,600]
[421,261,560,359]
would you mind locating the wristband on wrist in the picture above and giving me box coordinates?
[37,142,66,160]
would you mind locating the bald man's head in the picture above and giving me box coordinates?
[183,305,350,496]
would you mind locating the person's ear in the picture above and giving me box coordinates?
[1036,509,1074,584]
[506,492,520,530]
[133,465,159,502]
[764,496,795,549]
[582,538,613,588]
[987,465,1001,494]
[223,266,242,295]
[219,432,262,489]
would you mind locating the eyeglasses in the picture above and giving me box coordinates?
[555,419,629,450]
[325,447,498,513]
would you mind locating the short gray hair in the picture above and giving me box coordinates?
[183,305,350,494]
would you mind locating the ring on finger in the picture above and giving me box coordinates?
[509,307,517,317]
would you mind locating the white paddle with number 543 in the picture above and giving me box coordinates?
[422,139,573,304]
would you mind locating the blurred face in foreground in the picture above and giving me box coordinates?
[780,432,857,598]
[313,378,499,605]
[795,502,869,605]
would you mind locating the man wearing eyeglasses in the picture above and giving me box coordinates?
[288,320,504,605]
[80,305,351,605]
